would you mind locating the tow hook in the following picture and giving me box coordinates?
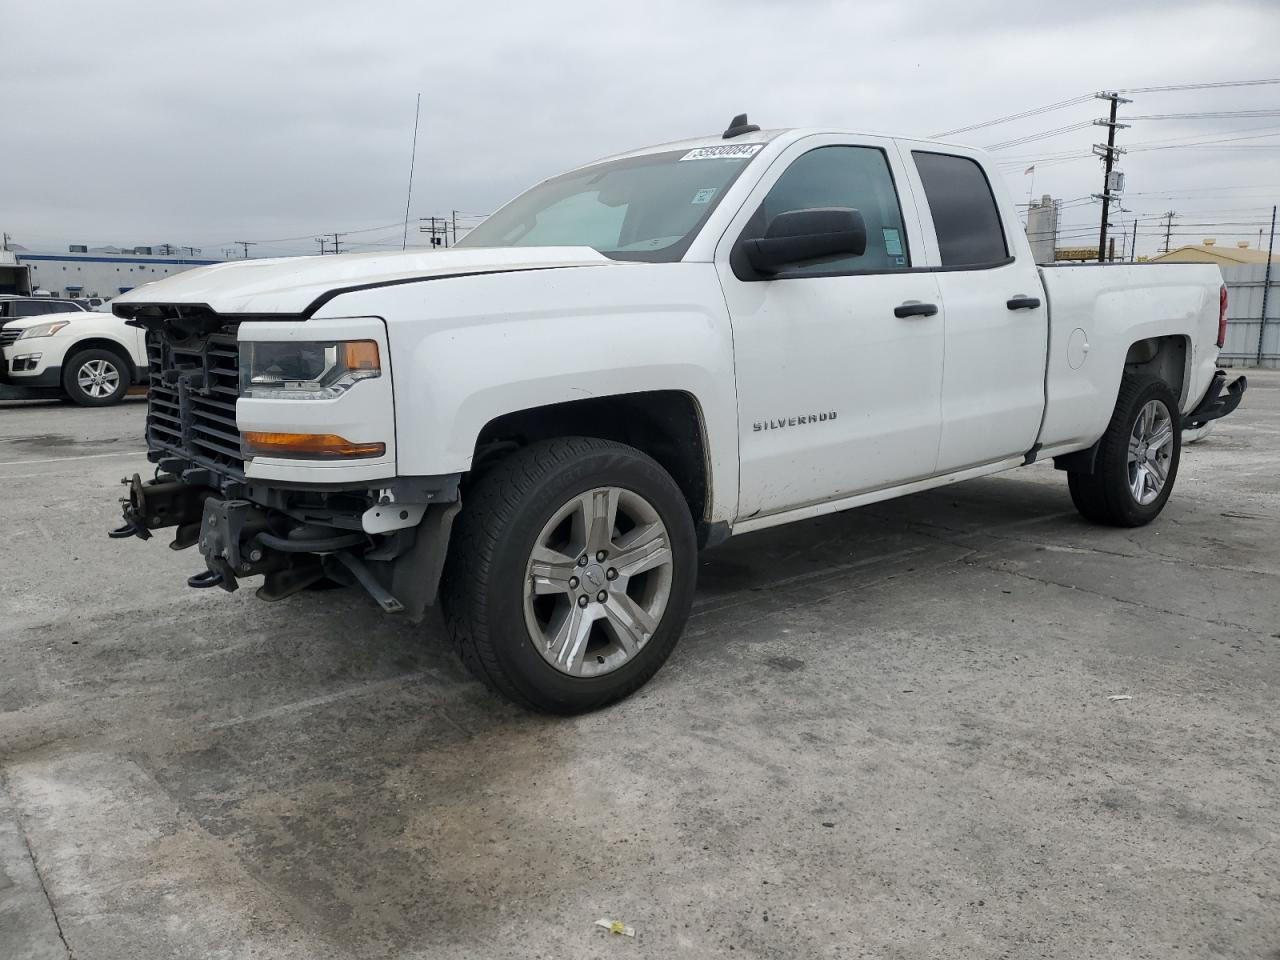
[109,474,211,542]
[187,569,226,589]
[109,517,151,540]
[194,498,279,593]
[110,475,155,540]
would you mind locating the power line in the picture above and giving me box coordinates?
[1124,184,1280,195]
[1002,125,1280,161]
[930,94,1093,138]
[1118,78,1280,94]
[210,219,409,248]
[933,78,1280,139]
[983,121,1096,151]
[1124,110,1280,121]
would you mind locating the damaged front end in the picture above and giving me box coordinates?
[112,469,459,618]
[109,303,459,620]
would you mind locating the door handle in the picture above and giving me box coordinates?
[1006,295,1042,311]
[894,301,938,319]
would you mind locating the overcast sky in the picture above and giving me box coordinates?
[2,0,1278,259]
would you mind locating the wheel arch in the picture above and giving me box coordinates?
[64,337,140,383]
[1123,334,1190,409]
[470,390,715,536]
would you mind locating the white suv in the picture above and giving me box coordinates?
[0,305,146,405]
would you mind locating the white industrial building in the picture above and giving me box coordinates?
[0,243,224,298]
[1024,195,1060,265]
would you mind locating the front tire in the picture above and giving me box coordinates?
[1068,374,1181,527]
[62,348,129,406]
[441,437,697,714]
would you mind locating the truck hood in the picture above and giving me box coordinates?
[112,246,621,318]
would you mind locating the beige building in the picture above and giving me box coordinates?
[1150,238,1278,266]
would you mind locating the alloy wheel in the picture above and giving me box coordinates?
[1127,399,1174,505]
[523,486,674,677]
[77,358,120,399]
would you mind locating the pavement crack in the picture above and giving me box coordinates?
[687,546,982,635]
[984,561,1266,635]
[1,771,74,959]
[869,517,1274,635]
[873,512,1279,578]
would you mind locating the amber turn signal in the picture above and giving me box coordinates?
[243,431,386,459]
[343,340,380,371]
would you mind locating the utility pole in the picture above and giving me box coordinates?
[315,237,330,255]
[419,216,446,248]
[1092,91,1131,264]
[1162,211,1177,254]
[1130,218,1138,262]
[452,209,458,247]
[1257,204,1276,365]
[235,240,256,259]
[330,233,344,254]
[1,232,9,251]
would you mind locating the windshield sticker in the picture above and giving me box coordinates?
[691,187,718,204]
[679,144,763,162]
[882,228,904,256]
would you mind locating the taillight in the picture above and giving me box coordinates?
[1217,284,1228,347]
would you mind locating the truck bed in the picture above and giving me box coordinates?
[1036,262,1224,455]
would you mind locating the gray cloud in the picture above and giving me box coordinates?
[2,0,1278,258]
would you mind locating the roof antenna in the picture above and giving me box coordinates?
[722,113,760,139]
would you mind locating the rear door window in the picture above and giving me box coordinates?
[912,151,1009,267]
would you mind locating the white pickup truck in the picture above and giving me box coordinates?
[110,116,1246,713]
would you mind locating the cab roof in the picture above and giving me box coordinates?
[575,125,968,173]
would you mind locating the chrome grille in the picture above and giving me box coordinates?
[0,330,20,349]
[146,328,244,476]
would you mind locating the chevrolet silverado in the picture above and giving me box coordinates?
[109,115,1247,712]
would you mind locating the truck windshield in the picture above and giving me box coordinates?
[455,147,760,262]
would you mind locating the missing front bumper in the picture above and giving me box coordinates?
[110,474,459,620]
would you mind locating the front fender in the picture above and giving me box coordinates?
[318,263,740,523]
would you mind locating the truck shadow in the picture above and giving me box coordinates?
[692,472,1075,608]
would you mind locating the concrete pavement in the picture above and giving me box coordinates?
[1,374,1278,959]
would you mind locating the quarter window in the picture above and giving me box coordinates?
[749,145,911,274]
[912,151,1008,267]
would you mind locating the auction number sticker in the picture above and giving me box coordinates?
[679,144,763,161]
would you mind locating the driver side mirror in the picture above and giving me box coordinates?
[744,207,867,274]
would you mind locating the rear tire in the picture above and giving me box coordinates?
[441,437,697,714]
[1068,374,1181,527]
[62,348,130,406]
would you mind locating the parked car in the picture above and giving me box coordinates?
[0,296,91,329]
[109,116,1246,712]
[0,304,145,405]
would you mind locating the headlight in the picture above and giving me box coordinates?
[240,340,380,400]
[18,321,71,340]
